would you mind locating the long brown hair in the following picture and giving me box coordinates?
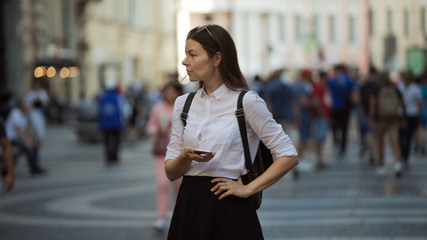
[186,25,249,91]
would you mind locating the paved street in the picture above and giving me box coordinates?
[1,124,426,240]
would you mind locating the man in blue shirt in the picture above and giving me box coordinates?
[327,64,356,157]
[263,69,294,130]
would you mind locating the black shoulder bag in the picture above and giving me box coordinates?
[237,90,273,210]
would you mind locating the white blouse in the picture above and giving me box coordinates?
[165,84,298,179]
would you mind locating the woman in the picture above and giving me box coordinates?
[165,24,298,239]
[25,79,49,141]
[147,82,183,231]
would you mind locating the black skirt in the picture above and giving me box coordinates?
[167,175,264,240]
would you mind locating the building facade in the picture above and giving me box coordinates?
[0,0,177,114]
[85,0,178,97]
[369,0,427,75]
[176,0,370,81]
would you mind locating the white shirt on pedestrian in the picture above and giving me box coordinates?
[397,82,422,117]
[165,84,298,179]
[25,89,49,139]
[5,108,29,141]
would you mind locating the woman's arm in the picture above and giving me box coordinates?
[211,155,298,200]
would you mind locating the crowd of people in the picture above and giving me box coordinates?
[252,64,427,179]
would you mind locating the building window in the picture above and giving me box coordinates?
[369,10,374,36]
[349,16,355,43]
[404,9,409,37]
[279,14,285,41]
[387,9,393,34]
[329,15,336,43]
[129,0,136,26]
[313,15,319,40]
[422,7,426,33]
[295,15,302,41]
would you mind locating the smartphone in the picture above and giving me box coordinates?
[194,149,213,156]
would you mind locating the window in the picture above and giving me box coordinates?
[279,14,285,41]
[422,7,426,33]
[295,15,302,41]
[369,10,374,36]
[387,9,393,34]
[349,16,355,43]
[404,9,409,37]
[329,15,336,42]
[313,15,319,40]
[129,0,136,26]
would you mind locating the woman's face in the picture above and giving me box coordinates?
[182,39,215,82]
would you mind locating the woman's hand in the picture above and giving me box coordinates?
[165,147,215,181]
[210,177,252,200]
[183,147,215,163]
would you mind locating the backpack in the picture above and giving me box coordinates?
[377,85,400,119]
[181,91,273,210]
[98,92,123,131]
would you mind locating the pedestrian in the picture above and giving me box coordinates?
[147,81,183,232]
[97,78,127,165]
[0,116,14,192]
[25,79,49,141]
[370,72,406,177]
[327,64,356,158]
[5,98,45,175]
[414,75,427,155]
[356,66,380,165]
[249,74,264,96]
[397,71,423,169]
[311,70,331,169]
[165,24,298,240]
[263,69,294,132]
[292,69,313,168]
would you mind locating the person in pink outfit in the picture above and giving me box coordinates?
[147,81,184,232]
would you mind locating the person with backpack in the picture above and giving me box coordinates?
[97,78,127,165]
[164,24,298,240]
[370,72,406,177]
[356,66,380,165]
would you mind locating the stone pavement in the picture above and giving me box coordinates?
[0,124,426,240]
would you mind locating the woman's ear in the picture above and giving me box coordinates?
[213,52,222,68]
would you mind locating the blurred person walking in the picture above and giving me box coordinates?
[147,81,183,232]
[263,69,294,130]
[414,75,427,155]
[25,79,49,141]
[263,69,297,177]
[370,73,406,177]
[0,116,14,192]
[355,66,380,165]
[311,71,331,169]
[327,64,356,158]
[165,24,298,240]
[397,71,423,169]
[249,74,265,96]
[5,99,45,175]
[97,78,127,165]
[292,69,313,171]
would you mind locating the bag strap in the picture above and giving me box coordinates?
[181,92,196,127]
[236,90,253,172]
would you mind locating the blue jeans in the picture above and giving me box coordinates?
[10,139,40,172]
